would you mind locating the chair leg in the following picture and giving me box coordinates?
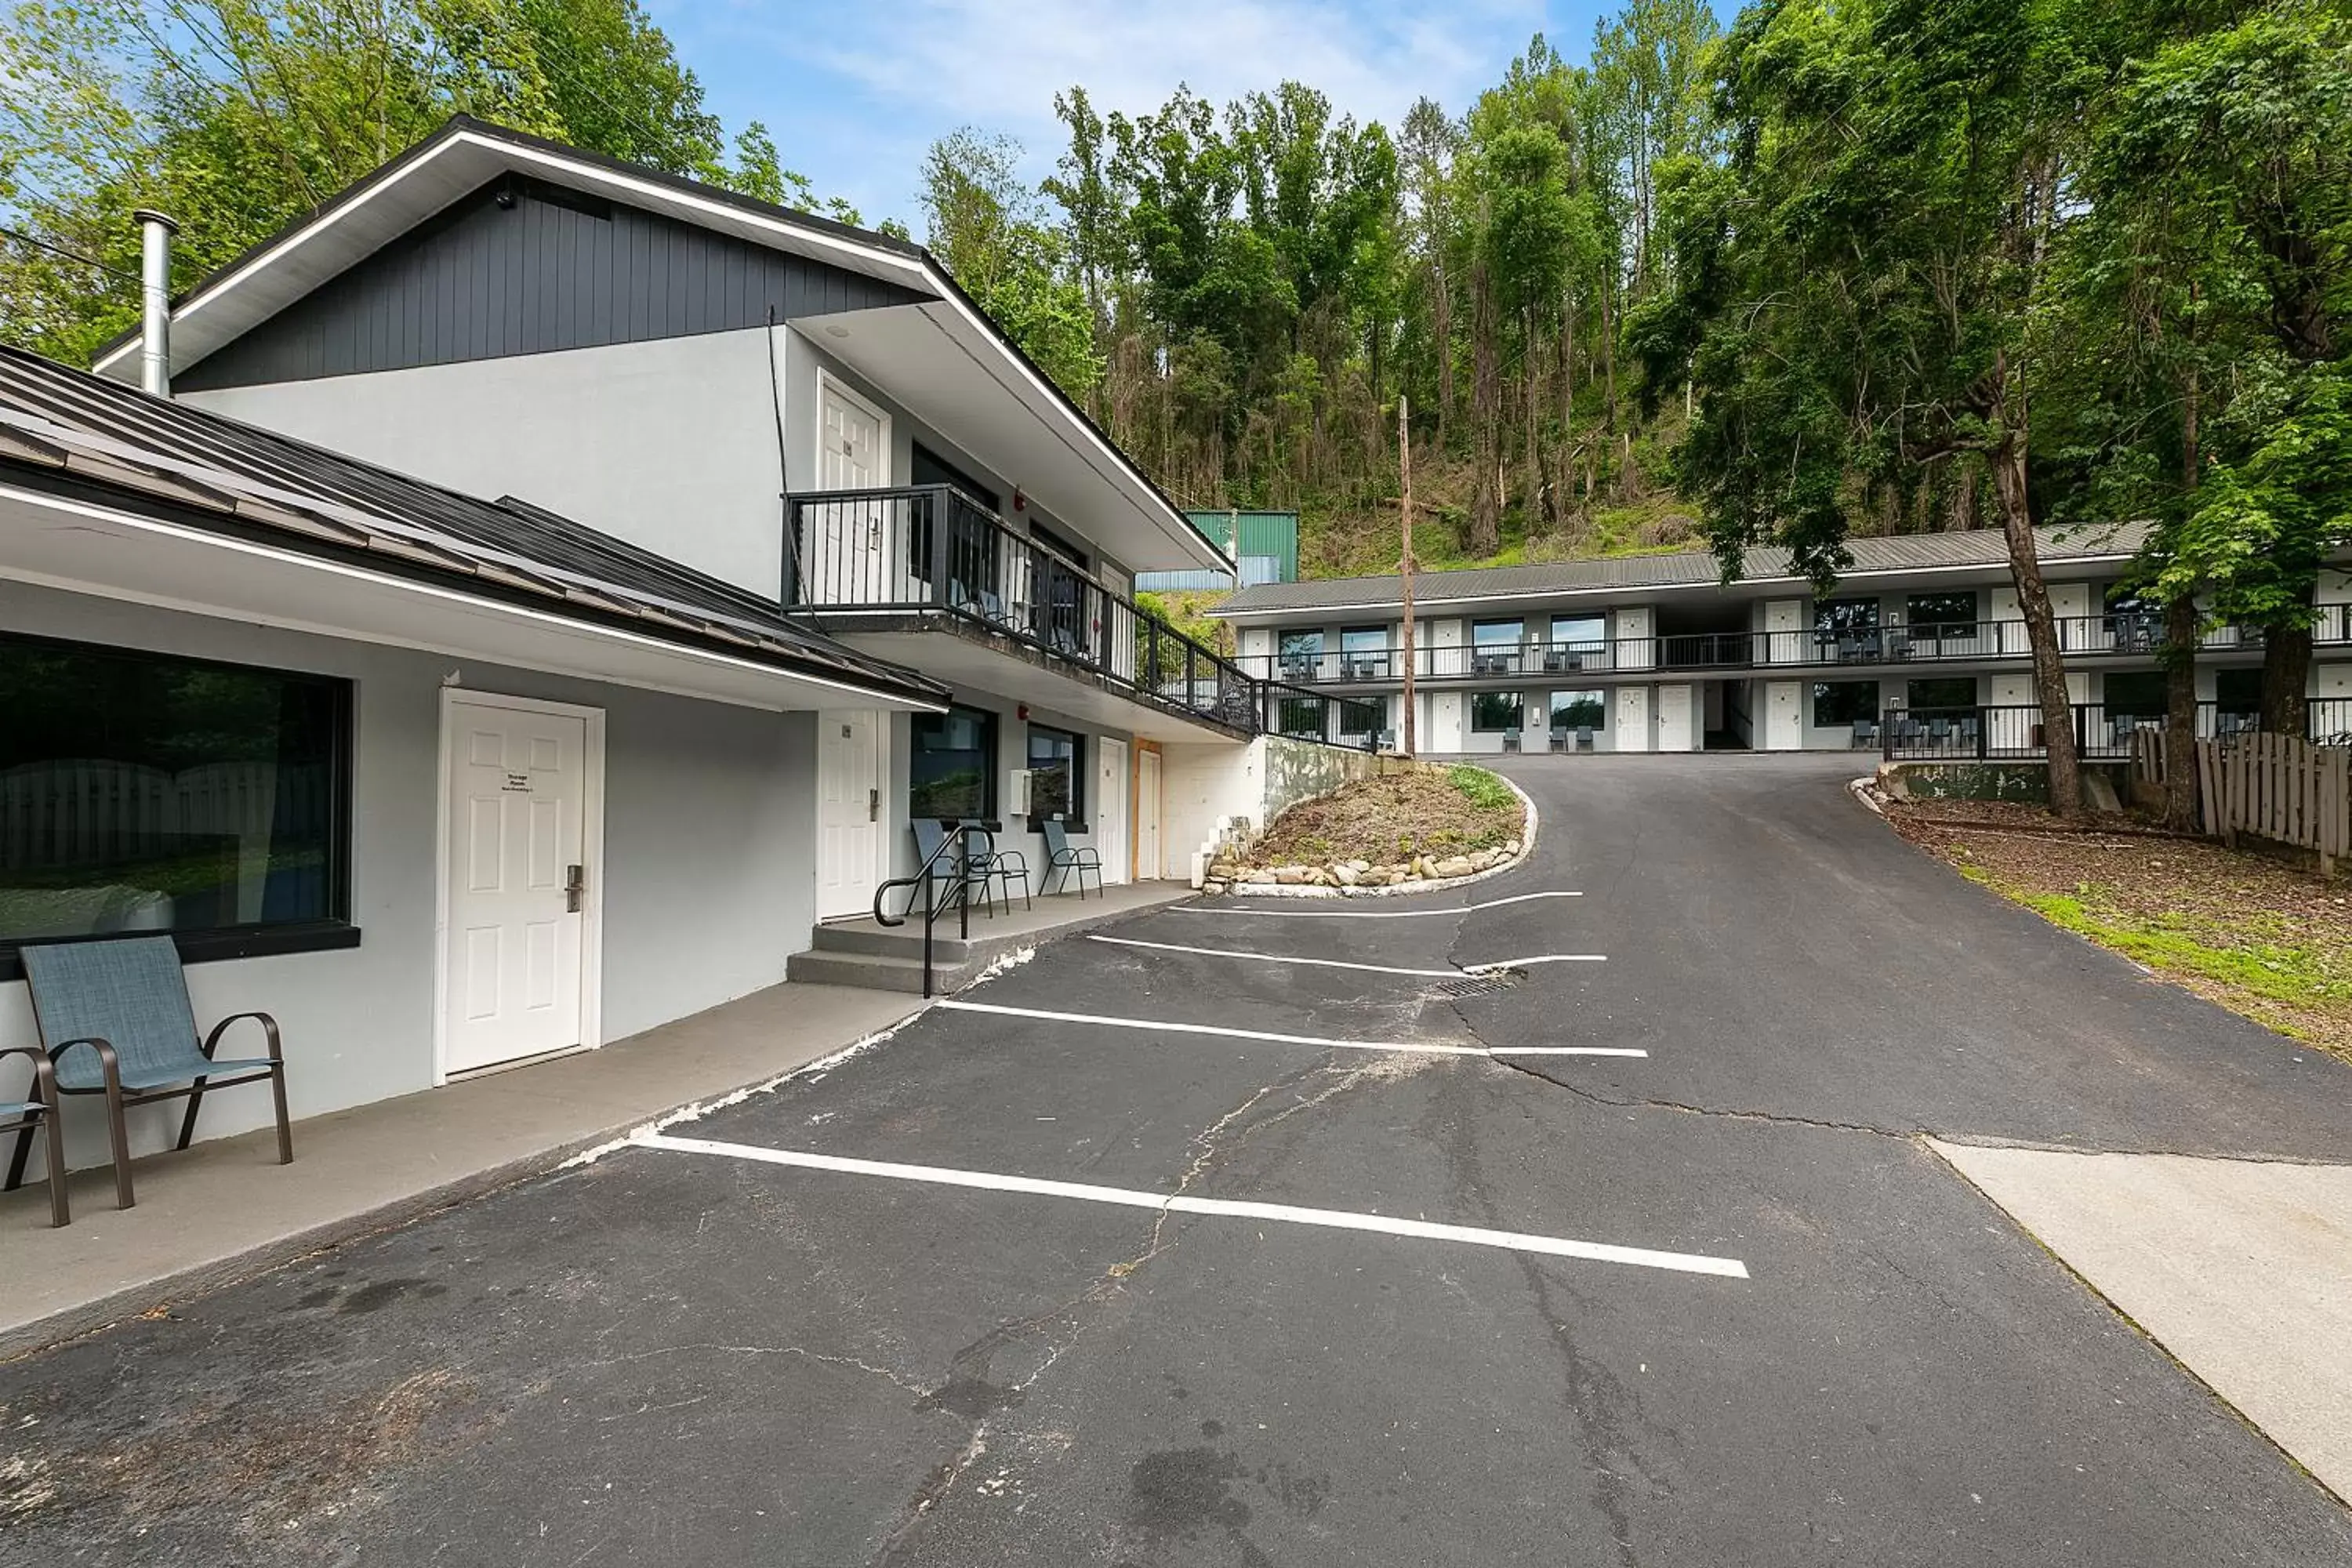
[104,1090,135,1210]
[43,1105,68,1227]
[177,1080,206,1151]
[5,1120,33,1192]
[270,1065,293,1166]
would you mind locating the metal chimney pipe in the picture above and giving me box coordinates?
[133,209,177,397]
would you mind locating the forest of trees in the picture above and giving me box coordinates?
[2,0,2348,816]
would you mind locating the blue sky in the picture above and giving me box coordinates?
[641,2,1626,229]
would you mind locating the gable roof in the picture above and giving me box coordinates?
[0,344,946,706]
[89,115,1231,574]
[1216,521,2154,619]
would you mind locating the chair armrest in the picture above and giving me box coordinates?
[0,1044,58,1102]
[205,1011,284,1062]
[49,1036,124,1088]
[993,851,1030,873]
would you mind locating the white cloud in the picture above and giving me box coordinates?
[665,0,1558,224]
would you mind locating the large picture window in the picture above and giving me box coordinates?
[1905,592,1978,637]
[1907,677,1977,712]
[1026,724,1084,824]
[1813,681,1878,727]
[909,703,997,821]
[1550,690,1605,731]
[0,634,349,960]
[1471,691,1524,732]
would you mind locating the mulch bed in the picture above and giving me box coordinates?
[1250,771,1525,867]
[1886,797,2352,1058]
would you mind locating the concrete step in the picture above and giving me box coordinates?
[808,921,974,964]
[785,948,972,996]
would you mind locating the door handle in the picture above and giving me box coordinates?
[566,863,586,913]
[868,787,880,822]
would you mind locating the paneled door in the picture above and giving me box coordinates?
[1134,747,1163,880]
[818,710,887,920]
[813,375,891,604]
[1095,738,1129,887]
[443,696,592,1076]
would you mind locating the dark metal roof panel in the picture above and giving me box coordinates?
[0,346,944,702]
[1218,522,2154,615]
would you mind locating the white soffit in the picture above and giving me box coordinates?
[0,485,939,714]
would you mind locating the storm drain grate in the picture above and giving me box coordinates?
[1428,969,1524,999]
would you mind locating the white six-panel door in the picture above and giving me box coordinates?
[812,373,891,604]
[1095,738,1129,887]
[1134,748,1163,880]
[817,710,887,920]
[443,696,591,1076]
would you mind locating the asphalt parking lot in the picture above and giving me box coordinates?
[4,753,2349,1566]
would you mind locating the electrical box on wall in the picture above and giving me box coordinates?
[1007,768,1033,817]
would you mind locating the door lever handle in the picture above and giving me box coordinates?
[868,787,881,822]
[566,863,586,913]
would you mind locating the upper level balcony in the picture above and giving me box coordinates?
[786,485,1266,738]
[1236,608,2343,687]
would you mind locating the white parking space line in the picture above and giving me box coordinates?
[634,1132,1747,1278]
[1087,934,1462,976]
[935,1000,1649,1058]
[1164,891,1584,920]
[1088,933,1608,974]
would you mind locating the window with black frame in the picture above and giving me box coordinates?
[1813,681,1879,728]
[0,634,349,963]
[1340,625,1388,678]
[1279,630,1326,681]
[1277,695,1327,738]
[1025,724,1084,824]
[909,704,997,822]
[2104,588,2161,652]
[1815,597,1882,659]
[909,445,1003,604]
[1905,591,1978,641]
[1549,690,1604,731]
[1906,677,1977,713]
[2216,668,2263,729]
[1471,691,1524,732]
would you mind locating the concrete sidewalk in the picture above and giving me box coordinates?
[0,980,921,1358]
[1934,1141,2352,1502]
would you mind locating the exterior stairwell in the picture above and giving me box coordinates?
[785,883,1200,995]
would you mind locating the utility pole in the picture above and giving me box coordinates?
[1399,394,1417,757]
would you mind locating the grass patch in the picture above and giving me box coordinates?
[1888,797,2352,1059]
[1449,764,1515,810]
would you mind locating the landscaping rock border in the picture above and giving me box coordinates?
[1203,769,1542,899]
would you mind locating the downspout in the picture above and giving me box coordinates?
[134,209,177,397]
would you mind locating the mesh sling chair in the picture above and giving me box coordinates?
[20,936,292,1210]
[2,1045,68,1227]
[1039,820,1102,899]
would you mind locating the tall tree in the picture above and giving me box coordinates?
[921,128,1102,398]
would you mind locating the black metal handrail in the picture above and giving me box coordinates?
[1240,611,2312,686]
[1871,700,2346,761]
[873,823,992,1000]
[786,484,1260,735]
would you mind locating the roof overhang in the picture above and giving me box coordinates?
[797,306,1228,574]
[0,480,942,714]
[1213,551,2147,625]
[88,117,1230,577]
[825,625,1250,743]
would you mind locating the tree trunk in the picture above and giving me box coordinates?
[1991,412,2081,816]
[2161,367,2199,832]
[1600,274,1619,433]
[1524,307,1543,525]
[2263,608,2313,739]
[2161,595,2199,830]
[1469,258,1501,555]
[1432,258,1454,452]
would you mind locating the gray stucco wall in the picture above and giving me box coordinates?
[184,328,793,597]
[0,581,818,1172]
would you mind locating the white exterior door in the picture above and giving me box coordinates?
[818,710,887,920]
[1657,683,1694,752]
[1134,749,1163,880]
[1095,739,1129,886]
[444,698,591,1076]
[812,375,891,604]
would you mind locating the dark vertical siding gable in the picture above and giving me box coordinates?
[176,176,931,391]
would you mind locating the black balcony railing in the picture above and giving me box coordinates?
[1871,699,2350,760]
[788,485,1370,744]
[1240,609,2332,687]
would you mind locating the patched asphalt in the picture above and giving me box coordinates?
[3,753,2348,1566]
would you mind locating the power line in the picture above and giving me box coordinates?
[0,224,139,282]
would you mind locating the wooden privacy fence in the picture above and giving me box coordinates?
[2190,732,2352,862]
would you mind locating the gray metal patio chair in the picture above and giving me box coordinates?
[1039,819,1102,899]
[1850,718,1879,749]
[2,1044,68,1227]
[1576,725,1596,752]
[20,935,292,1210]
[1549,726,1570,753]
[1501,728,1523,753]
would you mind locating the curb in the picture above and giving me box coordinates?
[1218,768,1543,900]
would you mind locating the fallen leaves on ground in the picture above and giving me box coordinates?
[1886,797,2352,1060]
